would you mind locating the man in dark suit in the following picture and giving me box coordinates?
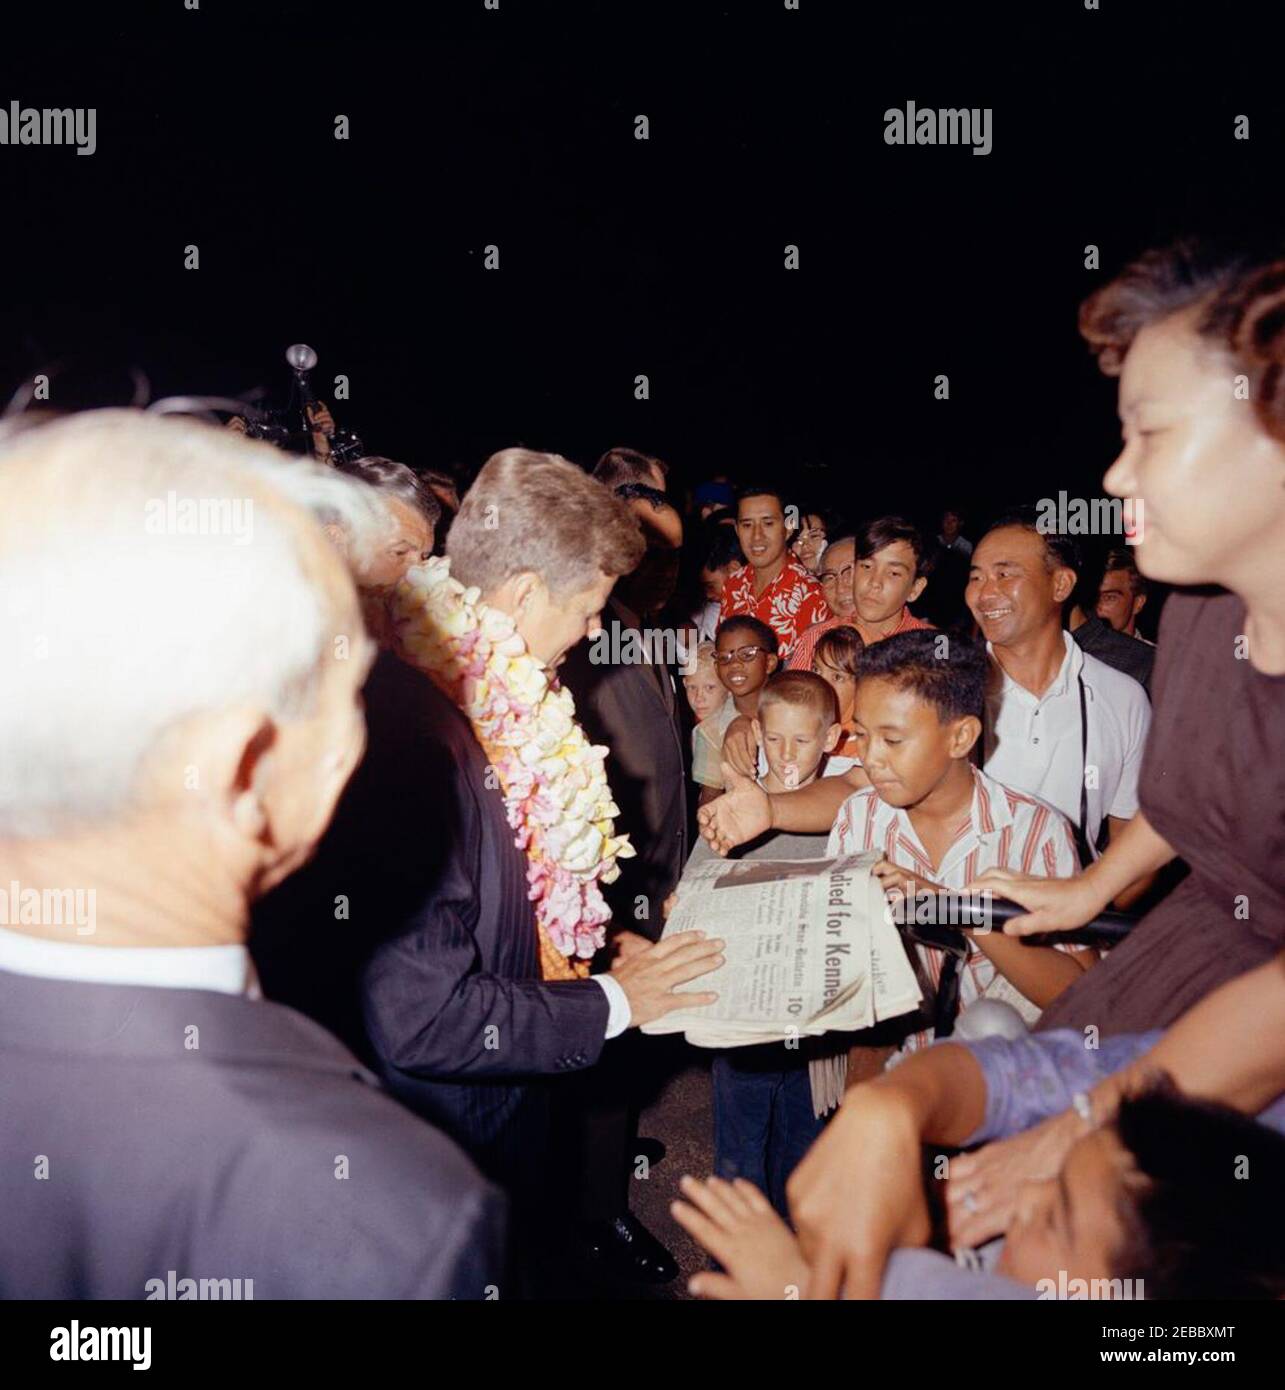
[0,411,503,1299]
[258,448,723,1271]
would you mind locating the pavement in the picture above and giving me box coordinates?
[534,1047,716,1301]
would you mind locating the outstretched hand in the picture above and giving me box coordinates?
[697,763,771,856]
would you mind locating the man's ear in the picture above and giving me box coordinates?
[161,704,280,844]
[1134,592,1147,616]
[908,574,928,605]
[1052,566,1078,605]
[823,721,843,754]
[949,714,982,760]
[493,570,541,615]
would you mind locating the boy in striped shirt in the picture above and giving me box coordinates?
[826,630,1094,1053]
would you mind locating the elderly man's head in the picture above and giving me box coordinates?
[0,411,386,931]
[331,455,439,591]
[446,448,645,669]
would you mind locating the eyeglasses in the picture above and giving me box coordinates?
[819,563,855,585]
[715,645,768,666]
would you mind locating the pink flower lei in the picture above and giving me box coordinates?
[389,557,633,977]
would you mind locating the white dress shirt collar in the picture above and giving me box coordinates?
[987,629,1083,705]
[0,924,259,997]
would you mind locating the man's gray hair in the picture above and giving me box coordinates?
[0,409,386,838]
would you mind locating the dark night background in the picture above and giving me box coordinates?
[3,0,1283,537]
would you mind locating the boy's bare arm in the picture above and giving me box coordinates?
[787,1042,988,1298]
[697,765,858,854]
[968,931,1094,1009]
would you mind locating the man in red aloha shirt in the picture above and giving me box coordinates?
[719,484,830,663]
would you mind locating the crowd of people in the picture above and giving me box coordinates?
[2,237,1284,1301]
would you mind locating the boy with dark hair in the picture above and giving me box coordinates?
[851,515,936,646]
[720,484,829,661]
[829,630,1093,1050]
[691,522,746,643]
[713,616,780,718]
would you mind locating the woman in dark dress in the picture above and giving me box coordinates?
[968,241,1285,1034]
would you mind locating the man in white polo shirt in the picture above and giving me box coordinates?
[966,511,1151,899]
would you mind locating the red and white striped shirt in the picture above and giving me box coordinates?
[826,765,1081,1052]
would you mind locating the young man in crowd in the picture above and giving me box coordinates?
[966,512,1152,893]
[850,516,936,646]
[691,523,745,644]
[1066,549,1155,693]
[937,506,973,560]
[719,483,830,663]
[787,533,858,671]
[1096,547,1154,642]
[828,630,1093,1053]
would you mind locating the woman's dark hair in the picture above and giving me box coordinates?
[813,624,864,677]
[1080,239,1285,442]
[336,455,442,527]
[1110,1077,1285,1300]
[716,614,779,656]
[854,515,935,578]
[593,445,668,490]
[701,522,745,573]
[855,628,985,723]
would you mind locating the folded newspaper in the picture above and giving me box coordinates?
[641,850,922,1048]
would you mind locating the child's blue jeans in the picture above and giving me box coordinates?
[711,1047,829,1218]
